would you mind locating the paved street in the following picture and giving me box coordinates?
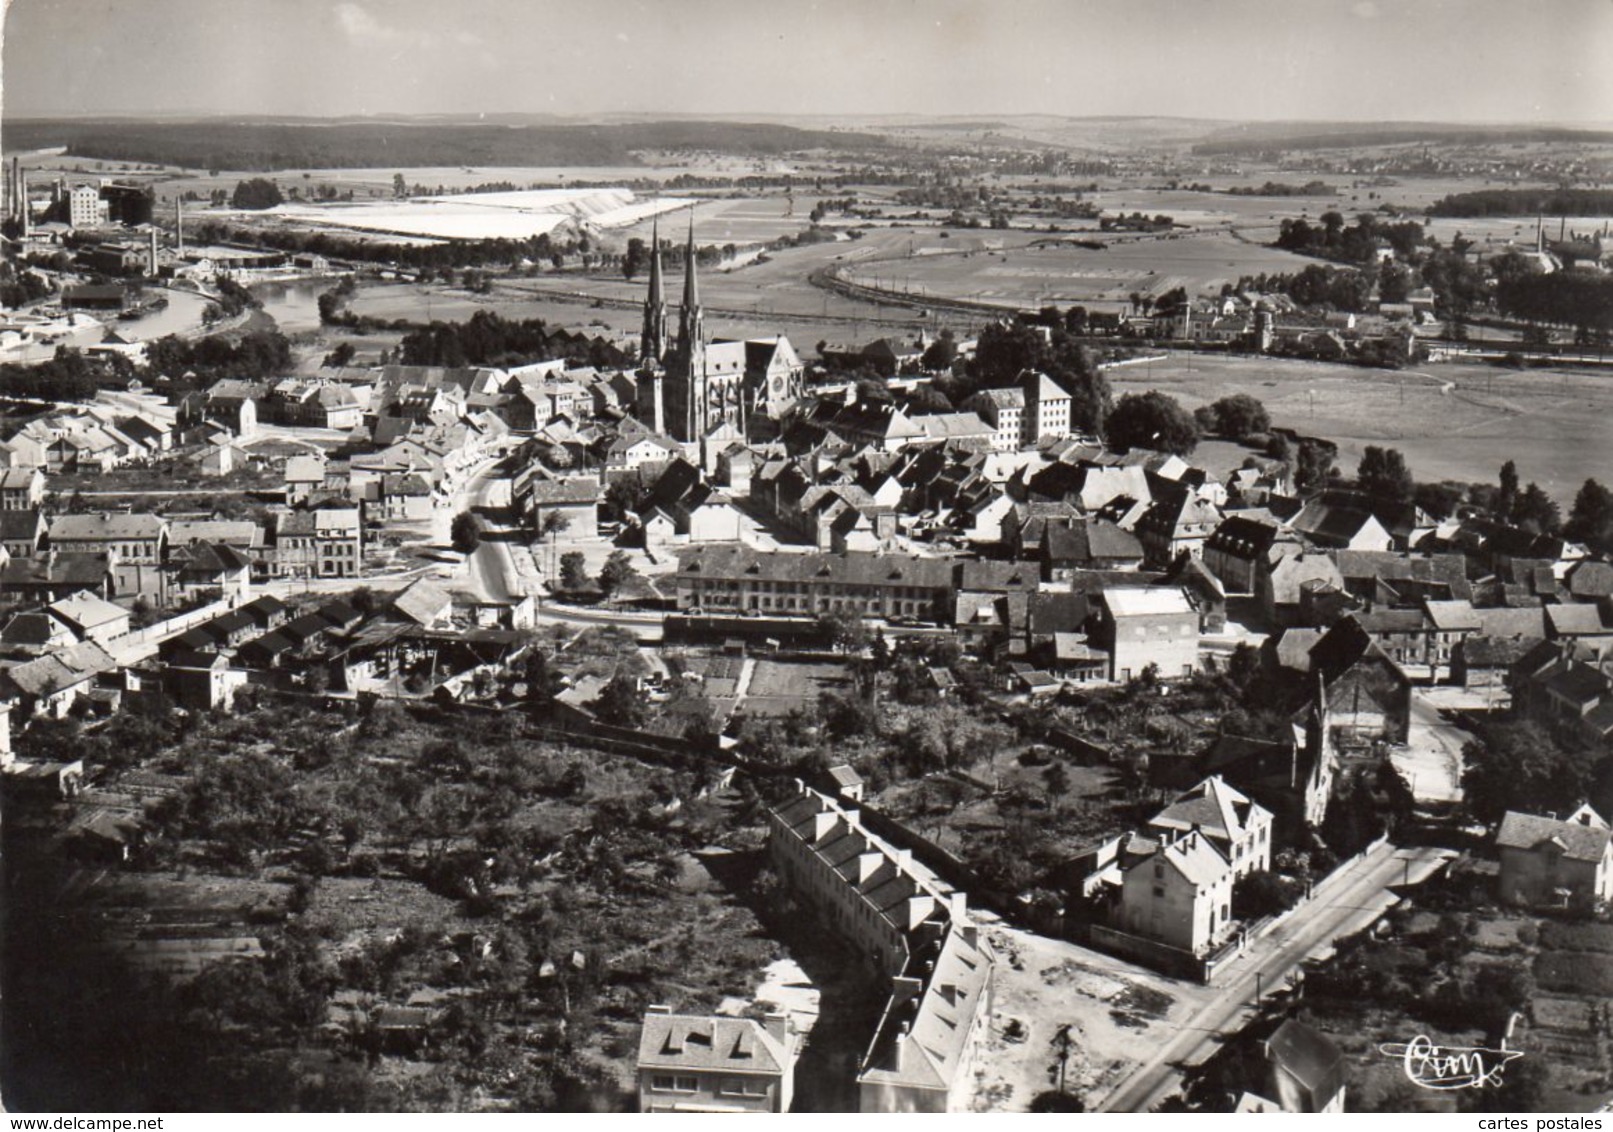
[1096,840,1455,1112]
[1395,689,1472,804]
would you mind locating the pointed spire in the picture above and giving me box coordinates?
[640,210,667,364]
[682,208,699,312]
[647,212,663,301]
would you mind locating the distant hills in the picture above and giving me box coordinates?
[0,118,897,172]
[5,114,1609,170]
[1193,121,1613,154]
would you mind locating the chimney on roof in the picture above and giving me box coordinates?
[895,848,912,871]
[949,891,967,922]
[647,1003,672,1015]
[762,1010,789,1047]
[890,975,923,1007]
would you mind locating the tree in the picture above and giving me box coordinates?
[1042,762,1071,811]
[1294,438,1335,492]
[1461,720,1592,824]
[1513,482,1561,536]
[558,551,589,592]
[1103,391,1199,455]
[816,609,868,654]
[450,511,480,554]
[621,237,647,281]
[1565,478,1613,551]
[1498,460,1520,520]
[1356,446,1414,503]
[392,173,407,200]
[1197,394,1270,441]
[322,342,356,368]
[597,550,638,597]
[594,674,647,729]
[920,331,957,372]
[538,510,570,540]
[231,178,283,210]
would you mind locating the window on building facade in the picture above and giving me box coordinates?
[650,1075,699,1093]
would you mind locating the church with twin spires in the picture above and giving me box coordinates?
[637,213,804,455]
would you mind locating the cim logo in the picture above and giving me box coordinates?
[1378,1034,1525,1091]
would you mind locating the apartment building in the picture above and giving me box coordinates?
[768,784,994,1112]
[675,548,954,624]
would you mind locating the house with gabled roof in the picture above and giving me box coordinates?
[1289,498,1392,552]
[46,591,130,645]
[1238,1019,1347,1112]
[1203,514,1299,596]
[1496,803,1613,910]
[0,467,44,511]
[0,551,114,604]
[1118,828,1236,957]
[1307,616,1411,745]
[636,1006,797,1113]
[47,512,166,565]
[1148,776,1273,879]
[0,508,45,559]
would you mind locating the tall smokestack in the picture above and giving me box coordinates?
[20,170,29,239]
[148,228,159,276]
[175,198,184,258]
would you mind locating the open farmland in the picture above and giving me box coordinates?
[1110,352,1613,496]
[838,230,1319,310]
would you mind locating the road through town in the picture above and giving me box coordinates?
[1096,840,1455,1112]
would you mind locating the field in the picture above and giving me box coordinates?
[741,658,852,717]
[1109,352,1613,496]
[838,230,1317,311]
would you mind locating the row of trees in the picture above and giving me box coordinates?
[1275,211,1425,265]
[1495,271,1613,340]
[396,310,631,370]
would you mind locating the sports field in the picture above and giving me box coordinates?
[1110,353,1613,496]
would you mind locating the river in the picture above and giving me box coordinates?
[114,288,211,341]
[251,280,328,334]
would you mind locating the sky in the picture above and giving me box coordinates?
[3,0,1611,124]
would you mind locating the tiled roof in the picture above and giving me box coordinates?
[1266,1019,1345,1107]
[637,1013,788,1075]
[1496,807,1611,863]
[1546,603,1609,637]
[49,512,165,542]
[46,591,128,632]
[678,547,954,590]
[1150,776,1267,844]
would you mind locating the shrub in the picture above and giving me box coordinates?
[1538,920,1613,954]
[1535,950,1613,996]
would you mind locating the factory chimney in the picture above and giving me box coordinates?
[175,198,184,258]
[148,228,159,277]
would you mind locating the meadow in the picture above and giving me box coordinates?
[1111,352,1613,495]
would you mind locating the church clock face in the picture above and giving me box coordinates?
[771,377,783,394]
